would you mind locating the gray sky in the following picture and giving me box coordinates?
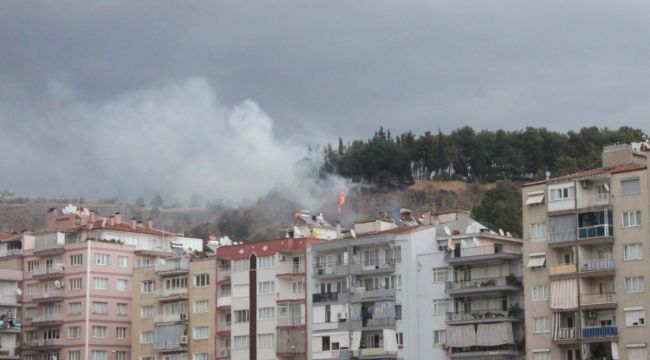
[1,1,650,200]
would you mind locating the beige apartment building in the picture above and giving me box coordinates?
[131,255,217,360]
[0,233,22,360]
[522,143,650,360]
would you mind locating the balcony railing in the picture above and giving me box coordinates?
[577,193,612,208]
[217,348,230,358]
[364,317,395,328]
[549,263,577,276]
[445,244,521,259]
[31,314,64,324]
[155,258,189,273]
[557,327,576,340]
[313,292,338,303]
[549,230,576,244]
[355,288,396,300]
[446,308,522,322]
[32,289,65,301]
[446,276,522,291]
[217,321,231,331]
[155,288,189,298]
[278,261,305,275]
[23,339,64,348]
[0,249,22,257]
[314,262,350,277]
[581,292,616,306]
[277,315,304,327]
[33,264,65,276]
[581,259,615,273]
[0,295,19,305]
[154,313,188,323]
[359,348,396,357]
[582,325,617,338]
[578,225,613,239]
[312,321,341,331]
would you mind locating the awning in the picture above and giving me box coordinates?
[612,342,619,360]
[527,255,546,268]
[476,323,514,346]
[526,194,545,206]
[551,279,578,310]
[383,329,398,352]
[351,331,361,351]
[446,325,477,347]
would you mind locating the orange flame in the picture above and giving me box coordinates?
[337,192,347,213]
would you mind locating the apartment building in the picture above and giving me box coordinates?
[0,233,23,359]
[307,220,442,360]
[522,142,650,360]
[20,206,193,360]
[435,212,525,359]
[215,237,323,360]
[131,254,216,360]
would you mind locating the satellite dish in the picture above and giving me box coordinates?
[506,231,512,237]
[465,224,476,234]
[160,258,166,265]
[54,280,63,289]
[499,229,505,237]
[603,183,610,193]
[15,288,22,295]
[350,229,357,238]
[444,226,452,236]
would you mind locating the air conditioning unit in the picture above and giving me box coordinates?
[279,255,287,262]
[180,335,188,344]
[337,312,348,320]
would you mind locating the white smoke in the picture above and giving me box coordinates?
[0,77,350,208]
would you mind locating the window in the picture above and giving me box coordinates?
[94,277,108,290]
[258,281,275,295]
[194,274,210,287]
[69,278,82,290]
[433,330,446,345]
[140,357,155,360]
[140,331,154,344]
[141,305,155,319]
[116,327,127,339]
[26,307,37,320]
[117,256,129,268]
[141,280,155,293]
[396,332,403,349]
[532,350,551,360]
[68,351,81,360]
[533,317,551,333]
[136,256,151,268]
[234,335,249,349]
[25,330,37,341]
[532,285,549,301]
[26,283,38,295]
[165,276,187,289]
[27,260,39,272]
[193,326,208,340]
[626,277,645,293]
[234,309,250,323]
[621,178,641,196]
[623,210,642,227]
[95,254,109,266]
[432,267,449,282]
[625,308,646,326]
[256,333,274,348]
[117,279,128,291]
[43,327,60,339]
[193,300,209,313]
[91,351,107,360]
[70,254,83,266]
[92,326,107,337]
[69,302,81,315]
[232,259,249,272]
[627,345,648,360]
[432,299,449,315]
[395,304,402,320]
[625,244,643,261]
[68,326,81,339]
[193,354,208,360]
[292,280,304,294]
[258,307,275,320]
[530,223,547,239]
[92,301,108,314]
[257,255,275,269]
[116,352,127,360]
[117,303,128,315]
[549,186,574,201]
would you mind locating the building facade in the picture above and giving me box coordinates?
[0,233,22,359]
[522,143,650,360]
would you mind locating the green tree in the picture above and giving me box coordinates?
[472,181,522,236]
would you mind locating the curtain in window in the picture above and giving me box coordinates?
[550,279,578,310]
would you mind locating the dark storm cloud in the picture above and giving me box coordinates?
[1,1,649,198]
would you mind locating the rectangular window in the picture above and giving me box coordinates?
[625,244,643,261]
[92,326,107,338]
[533,317,551,333]
[234,335,249,349]
[68,326,81,339]
[257,255,275,269]
[136,256,151,268]
[627,346,648,360]
[193,326,209,340]
[141,305,155,319]
[26,283,38,295]
[193,354,208,360]
[140,331,154,344]
[550,186,574,201]
[396,332,403,349]
[258,307,275,320]
[117,255,129,268]
[141,280,155,293]
[432,299,449,315]
[532,285,549,301]
[232,259,249,272]
[70,254,83,266]
[27,260,39,272]
[432,267,449,282]
[26,307,37,320]
[626,277,645,293]
[68,351,81,360]
[533,351,551,360]
[69,302,81,315]
[622,178,641,196]
[194,274,210,287]
[433,330,446,345]
[395,304,402,320]
[116,327,127,339]
[69,278,82,290]
[116,352,126,360]
[625,309,646,326]
[257,281,275,295]
[530,223,547,239]
[117,303,128,316]
[91,351,107,360]
[92,301,108,315]
[165,276,188,290]
[292,281,304,294]
[258,333,275,348]
[623,210,642,227]
[94,277,108,290]
[193,300,209,313]
[117,279,128,291]
[234,310,250,323]
[95,254,109,266]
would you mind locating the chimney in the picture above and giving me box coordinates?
[89,210,96,223]
[145,218,153,229]
[46,208,58,231]
[130,218,137,229]
[113,212,122,225]
[108,216,115,226]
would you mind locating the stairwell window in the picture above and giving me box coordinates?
[140,331,154,344]
[193,300,209,313]
[624,244,643,261]
[432,299,449,315]
[433,330,446,345]
[194,274,210,287]
[530,223,547,239]
[141,280,155,293]
[623,211,642,227]
[141,305,154,319]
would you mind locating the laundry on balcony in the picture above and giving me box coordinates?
[550,279,578,310]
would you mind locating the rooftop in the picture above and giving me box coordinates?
[524,162,646,187]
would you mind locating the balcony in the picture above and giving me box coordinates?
[580,293,616,309]
[277,315,305,327]
[549,263,577,277]
[0,348,19,359]
[277,261,306,277]
[155,258,189,275]
[276,328,306,356]
[0,249,22,258]
[155,288,189,301]
[577,193,613,209]
[351,260,396,275]
[351,288,396,302]
[33,264,65,279]
[580,259,615,277]
[312,320,350,331]
[32,290,65,303]
[357,348,397,358]
[217,296,231,308]
[448,344,520,358]
[33,243,65,256]
[582,325,618,340]
[446,308,523,325]
[0,295,19,307]
[31,314,64,326]
[549,230,576,247]
[314,263,349,278]
[22,339,64,350]
[0,269,22,282]
[216,348,230,359]
[445,244,521,265]
[154,313,188,323]
[578,226,613,244]
[313,292,350,304]
[445,276,522,296]
[364,317,395,328]
[217,321,231,334]
[556,327,578,342]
